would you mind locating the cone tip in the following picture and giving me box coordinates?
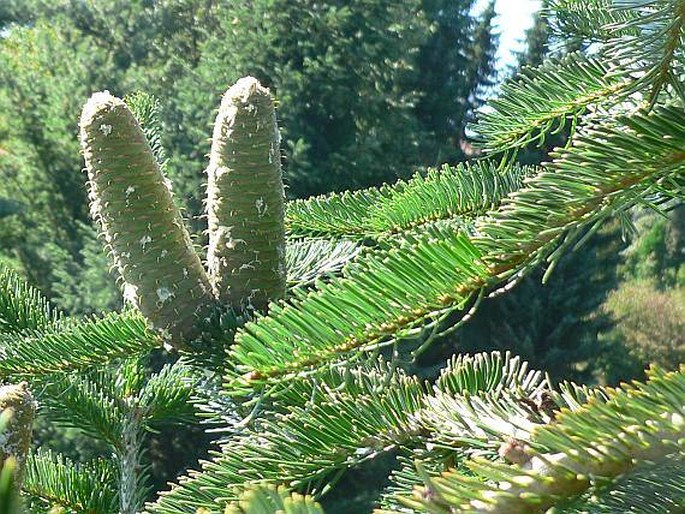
[223,76,271,106]
[0,382,33,408]
[80,90,127,128]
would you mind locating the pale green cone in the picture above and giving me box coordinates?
[206,77,286,312]
[80,92,214,347]
[0,382,35,490]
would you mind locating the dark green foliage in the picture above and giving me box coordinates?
[0,199,22,219]
[167,0,430,198]
[44,223,121,317]
[162,0,499,200]
[454,224,625,383]
[412,0,498,164]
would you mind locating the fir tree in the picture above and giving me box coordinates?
[517,9,550,68]
[413,0,498,164]
[0,2,683,513]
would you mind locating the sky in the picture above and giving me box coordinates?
[475,0,542,70]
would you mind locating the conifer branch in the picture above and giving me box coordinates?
[0,266,59,335]
[546,0,640,42]
[151,363,427,512]
[38,373,125,447]
[22,449,118,514]
[474,53,631,157]
[605,0,685,104]
[138,361,199,428]
[391,367,685,514]
[285,239,362,287]
[229,105,685,387]
[548,1,685,105]
[0,311,160,378]
[286,163,525,240]
[148,353,551,513]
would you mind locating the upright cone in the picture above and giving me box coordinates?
[80,92,214,346]
[206,77,286,312]
[0,383,35,490]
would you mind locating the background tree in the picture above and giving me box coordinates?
[0,22,115,307]
[0,0,497,315]
[600,202,685,376]
[412,0,498,165]
[603,281,684,370]
[451,222,626,383]
[621,204,685,288]
[517,8,550,69]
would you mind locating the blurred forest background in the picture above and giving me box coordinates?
[0,0,682,509]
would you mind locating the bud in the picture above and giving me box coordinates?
[0,382,35,489]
